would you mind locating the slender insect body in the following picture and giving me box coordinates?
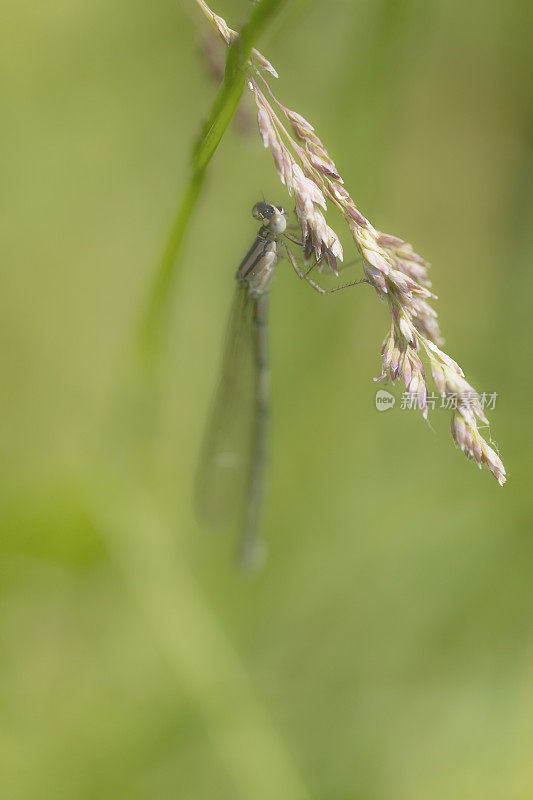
[197,201,365,567]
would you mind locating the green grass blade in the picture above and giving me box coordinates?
[139,0,285,360]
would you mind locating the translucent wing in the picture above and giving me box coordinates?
[195,284,257,527]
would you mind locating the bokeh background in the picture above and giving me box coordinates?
[1,0,532,798]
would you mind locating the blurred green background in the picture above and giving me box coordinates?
[1,0,532,798]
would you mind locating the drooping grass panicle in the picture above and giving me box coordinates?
[196,1,506,486]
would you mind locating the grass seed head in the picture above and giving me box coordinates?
[198,0,506,485]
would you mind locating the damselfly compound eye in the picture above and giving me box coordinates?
[252,201,274,223]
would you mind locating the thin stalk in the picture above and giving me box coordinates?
[139,0,285,360]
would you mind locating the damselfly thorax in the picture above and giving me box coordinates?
[237,202,287,297]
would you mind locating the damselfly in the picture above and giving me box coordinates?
[196,201,364,567]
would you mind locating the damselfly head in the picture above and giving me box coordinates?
[252,201,287,234]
